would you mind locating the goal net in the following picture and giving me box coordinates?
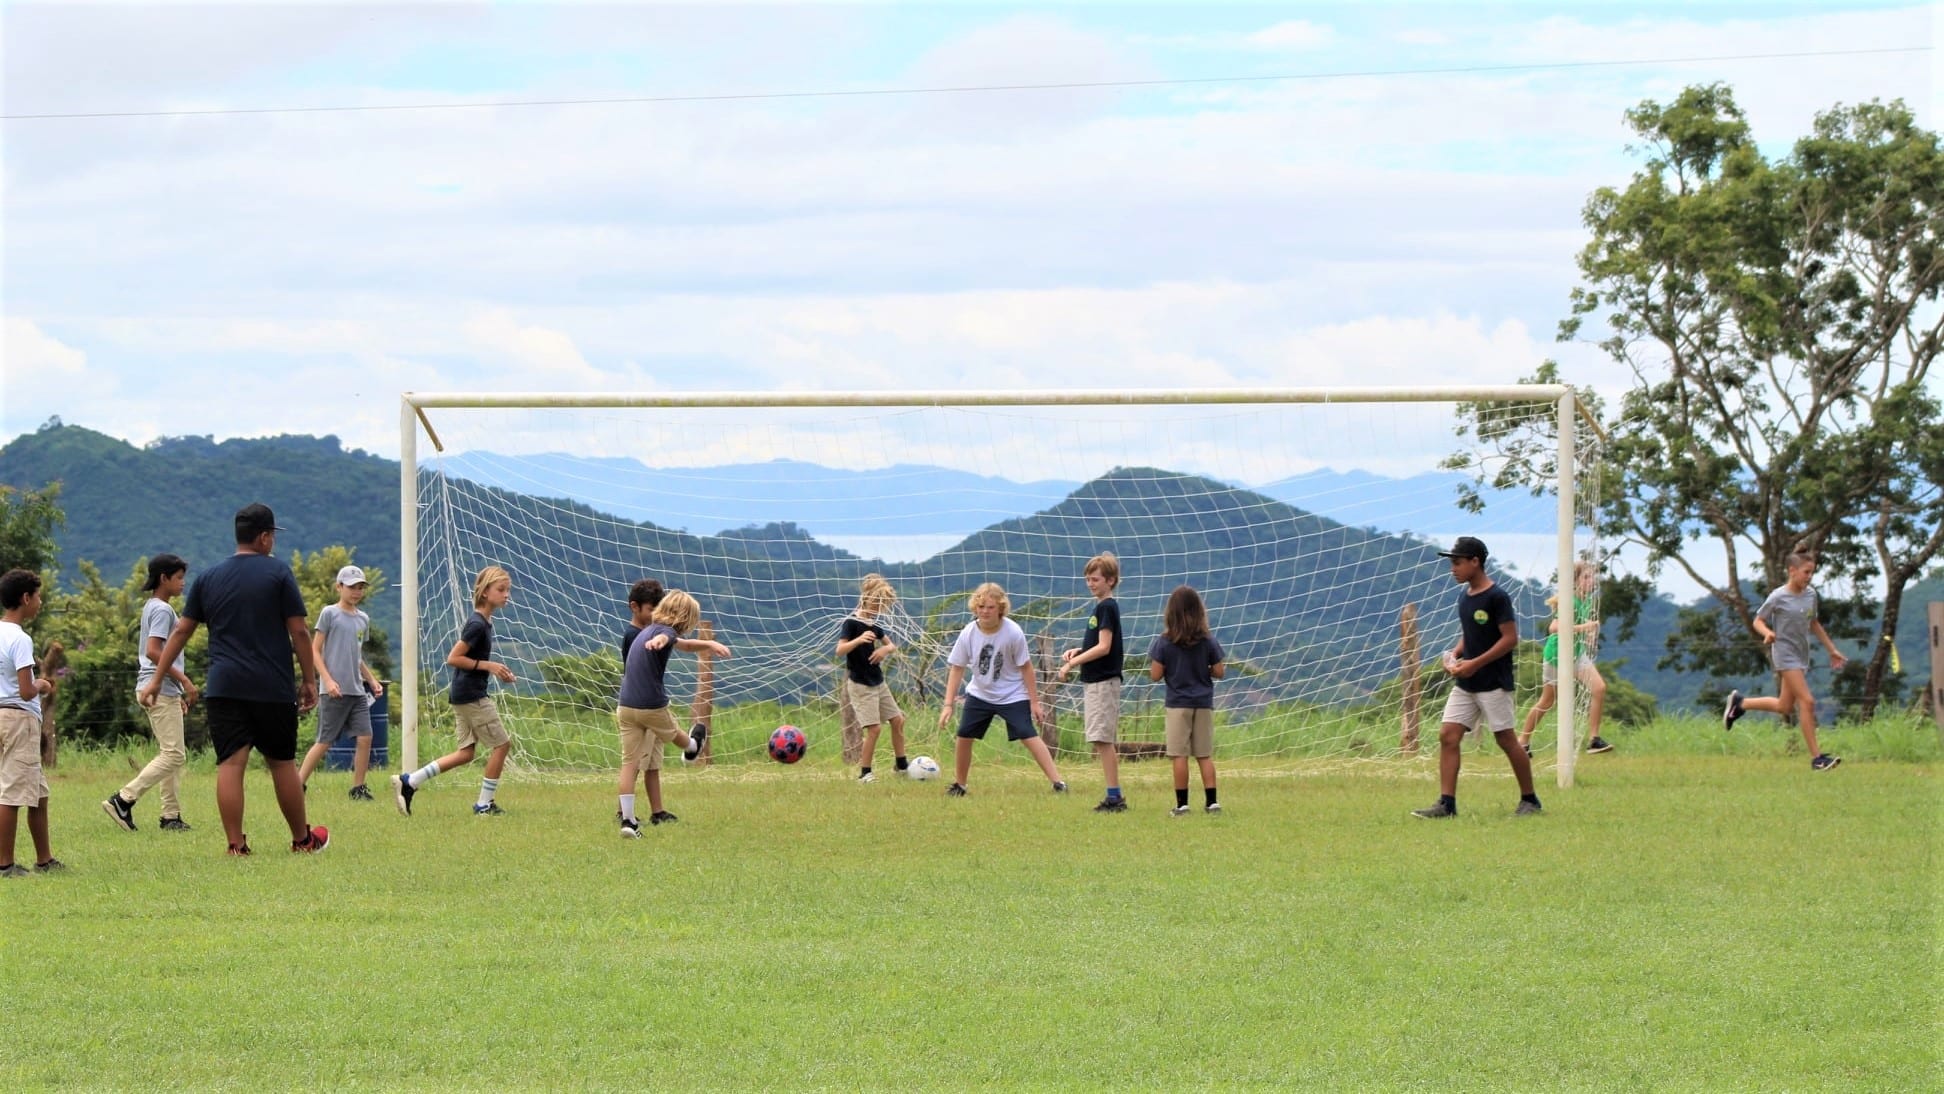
[400,390,1602,785]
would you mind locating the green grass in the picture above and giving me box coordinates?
[4,739,1938,1091]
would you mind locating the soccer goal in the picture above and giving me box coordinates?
[399,388,1603,787]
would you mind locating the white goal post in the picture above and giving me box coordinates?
[400,387,1598,788]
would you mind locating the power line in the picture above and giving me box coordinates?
[3,45,1928,122]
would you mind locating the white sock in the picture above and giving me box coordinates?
[413,762,441,786]
[478,777,498,807]
[619,793,636,823]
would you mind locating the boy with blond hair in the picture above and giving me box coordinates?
[393,565,517,817]
[1059,552,1127,812]
[616,590,729,834]
[1,569,61,875]
[838,574,907,782]
[937,582,1067,797]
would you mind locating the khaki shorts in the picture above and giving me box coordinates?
[0,707,49,807]
[1082,678,1122,744]
[453,697,511,751]
[843,680,903,728]
[1164,707,1213,758]
[1441,687,1516,733]
[617,705,680,771]
[1541,658,1596,686]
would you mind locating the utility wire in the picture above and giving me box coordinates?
[3,45,1929,122]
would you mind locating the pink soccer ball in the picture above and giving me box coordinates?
[768,725,808,764]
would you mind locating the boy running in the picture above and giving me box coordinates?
[1723,551,1849,771]
[393,565,517,816]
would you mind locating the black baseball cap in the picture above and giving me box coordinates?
[1438,536,1489,562]
[234,502,287,542]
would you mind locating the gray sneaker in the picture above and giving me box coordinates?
[1515,799,1543,816]
[1411,800,1456,819]
[0,864,30,878]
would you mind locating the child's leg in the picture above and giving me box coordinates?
[1779,671,1823,754]
[616,759,638,796]
[484,742,510,780]
[296,740,330,787]
[1495,729,1537,796]
[860,721,882,772]
[888,715,907,762]
[1437,721,1465,797]
[352,735,372,786]
[1195,755,1217,791]
[1580,666,1608,740]
[1021,735,1063,784]
[121,700,187,809]
[644,768,664,815]
[215,748,252,849]
[1518,685,1556,748]
[26,798,50,863]
[0,803,16,865]
[953,736,973,786]
[265,757,311,842]
[1171,754,1190,791]
[1095,741,1121,791]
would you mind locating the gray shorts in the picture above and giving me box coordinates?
[314,694,373,746]
[1441,688,1516,733]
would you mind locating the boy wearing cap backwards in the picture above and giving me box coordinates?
[1412,536,1543,819]
[139,503,329,855]
[103,554,200,832]
[296,565,384,800]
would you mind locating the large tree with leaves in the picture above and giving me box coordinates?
[1458,85,1943,717]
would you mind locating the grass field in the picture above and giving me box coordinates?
[4,719,1939,1091]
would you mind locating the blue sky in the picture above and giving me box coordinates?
[2,0,1935,472]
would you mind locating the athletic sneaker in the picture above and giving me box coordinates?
[158,816,192,832]
[1811,754,1842,772]
[391,773,415,815]
[1169,805,1191,817]
[683,723,709,763]
[0,864,30,878]
[1587,737,1614,754]
[945,783,967,797]
[291,826,330,854]
[1515,799,1543,816]
[1411,800,1457,819]
[857,771,876,783]
[101,794,136,832]
[619,817,642,838]
[1093,797,1127,813]
[33,858,67,872]
[1205,801,1223,815]
[349,784,374,801]
[473,802,505,816]
[1723,690,1745,731]
[649,810,678,825]
[1051,781,1069,794]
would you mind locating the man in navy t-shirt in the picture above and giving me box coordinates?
[1411,536,1542,820]
[140,503,327,854]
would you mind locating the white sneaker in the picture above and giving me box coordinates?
[857,771,876,783]
[1169,805,1191,817]
[619,817,642,839]
[1205,801,1222,815]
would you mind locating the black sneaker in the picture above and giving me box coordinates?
[158,816,192,832]
[392,773,415,816]
[226,837,252,857]
[620,817,642,838]
[1093,797,1127,813]
[1051,781,1069,794]
[1811,754,1842,772]
[1411,800,1456,819]
[101,794,137,832]
[649,810,678,825]
[683,723,709,763]
[349,784,374,801]
[1515,799,1543,816]
[945,783,967,797]
[1723,690,1745,731]
[1587,737,1614,754]
[0,864,30,878]
[472,802,505,816]
[33,858,66,872]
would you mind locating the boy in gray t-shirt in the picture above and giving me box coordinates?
[105,554,199,833]
[1723,552,1849,771]
[296,566,384,800]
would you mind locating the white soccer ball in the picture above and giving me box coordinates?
[907,755,940,781]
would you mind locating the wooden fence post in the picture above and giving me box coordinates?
[1399,604,1421,754]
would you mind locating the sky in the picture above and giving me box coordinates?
[1,1,1937,590]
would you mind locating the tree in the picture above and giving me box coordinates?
[39,559,211,749]
[1459,85,1943,717]
[0,482,64,576]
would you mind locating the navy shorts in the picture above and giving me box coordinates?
[957,695,1038,741]
[206,697,299,764]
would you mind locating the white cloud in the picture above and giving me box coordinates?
[1245,20,1336,52]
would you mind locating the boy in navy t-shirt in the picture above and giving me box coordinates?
[1059,552,1127,812]
[1412,537,1542,819]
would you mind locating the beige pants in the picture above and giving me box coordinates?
[121,696,187,818]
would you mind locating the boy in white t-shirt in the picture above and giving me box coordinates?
[1,569,61,876]
[936,582,1066,798]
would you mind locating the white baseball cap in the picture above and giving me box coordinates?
[336,565,369,586]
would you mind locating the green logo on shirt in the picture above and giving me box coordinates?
[1473,610,1489,625]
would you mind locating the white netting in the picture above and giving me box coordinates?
[407,396,1601,777]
